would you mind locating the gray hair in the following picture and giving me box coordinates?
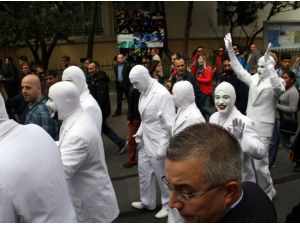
[167,123,242,186]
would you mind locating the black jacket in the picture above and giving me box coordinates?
[87,71,111,119]
[127,86,141,121]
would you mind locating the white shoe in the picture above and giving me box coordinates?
[131,201,155,210]
[155,207,169,219]
[132,201,144,209]
[267,187,276,200]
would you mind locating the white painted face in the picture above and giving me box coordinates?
[257,58,267,77]
[214,90,234,115]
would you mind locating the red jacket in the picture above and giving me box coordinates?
[196,66,213,95]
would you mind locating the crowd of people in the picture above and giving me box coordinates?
[1,33,300,222]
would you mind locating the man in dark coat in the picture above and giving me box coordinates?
[87,60,127,154]
[113,53,131,117]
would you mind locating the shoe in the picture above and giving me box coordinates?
[267,187,276,201]
[155,207,169,219]
[131,202,155,210]
[269,163,276,169]
[118,141,128,154]
[120,162,137,168]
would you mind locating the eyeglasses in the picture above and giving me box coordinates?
[161,176,222,202]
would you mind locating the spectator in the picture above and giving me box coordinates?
[120,85,141,168]
[148,60,164,84]
[269,70,299,168]
[44,69,59,97]
[21,74,58,139]
[165,123,277,222]
[247,43,262,75]
[61,55,71,71]
[2,56,20,98]
[233,44,248,70]
[195,55,213,120]
[212,47,225,82]
[151,48,162,62]
[171,56,202,110]
[87,60,127,154]
[288,130,300,172]
[190,46,205,75]
[18,55,28,67]
[113,53,131,117]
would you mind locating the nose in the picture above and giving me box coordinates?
[168,191,184,209]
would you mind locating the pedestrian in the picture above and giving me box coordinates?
[87,60,127,153]
[165,123,277,222]
[129,65,176,219]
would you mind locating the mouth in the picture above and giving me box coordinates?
[218,104,227,110]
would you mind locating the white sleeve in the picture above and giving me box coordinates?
[60,136,88,179]
[228,50,252,87]
[240,120,265,160]
[0,185,17,222]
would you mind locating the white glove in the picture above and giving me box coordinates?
[224,33,233,51]
[133,133,143,148]
[231,118,245,140]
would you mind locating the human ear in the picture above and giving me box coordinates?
[223,181,240,207]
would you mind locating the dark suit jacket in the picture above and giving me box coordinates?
[114,63,131,87]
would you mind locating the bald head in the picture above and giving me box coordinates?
[21,74,42,103]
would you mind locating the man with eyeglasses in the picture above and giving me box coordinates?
[164,123,277,222]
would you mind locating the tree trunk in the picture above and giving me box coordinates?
[87,2,98,59]
[183,2,193,63]
[160,2,172,59]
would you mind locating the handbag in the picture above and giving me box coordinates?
[279,112,298,136]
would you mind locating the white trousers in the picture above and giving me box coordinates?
[254,136,275,195]
[138,149,169,209]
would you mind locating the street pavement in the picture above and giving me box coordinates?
[103,93,300,223]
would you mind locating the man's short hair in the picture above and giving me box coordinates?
[89,60,101,71]
[45,69,58,77]
[167,123,242,186]
[18,55,28,62]
[280,53,291,61]
[62,55,70,61]
[174,56,185,62]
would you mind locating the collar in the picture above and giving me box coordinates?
[227,190,243,213]
[28,97,45,109]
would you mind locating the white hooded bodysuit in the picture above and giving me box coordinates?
[129,65,176,209]
[225,34,284,198]
[210,82,265,183]
[172,80,205,135]
[62,65,102,133]
[0,94,76,222]
[48,81,119,222]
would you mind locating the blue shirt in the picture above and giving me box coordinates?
[25,97,58,139]
[117,64,124,82]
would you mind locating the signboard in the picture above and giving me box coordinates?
[116,10,164,49]
[264,21,300,49]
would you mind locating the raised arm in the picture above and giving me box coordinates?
[224,33,252,86]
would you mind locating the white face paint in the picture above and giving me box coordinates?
[46,98,57,118]
[214,90,234,115]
